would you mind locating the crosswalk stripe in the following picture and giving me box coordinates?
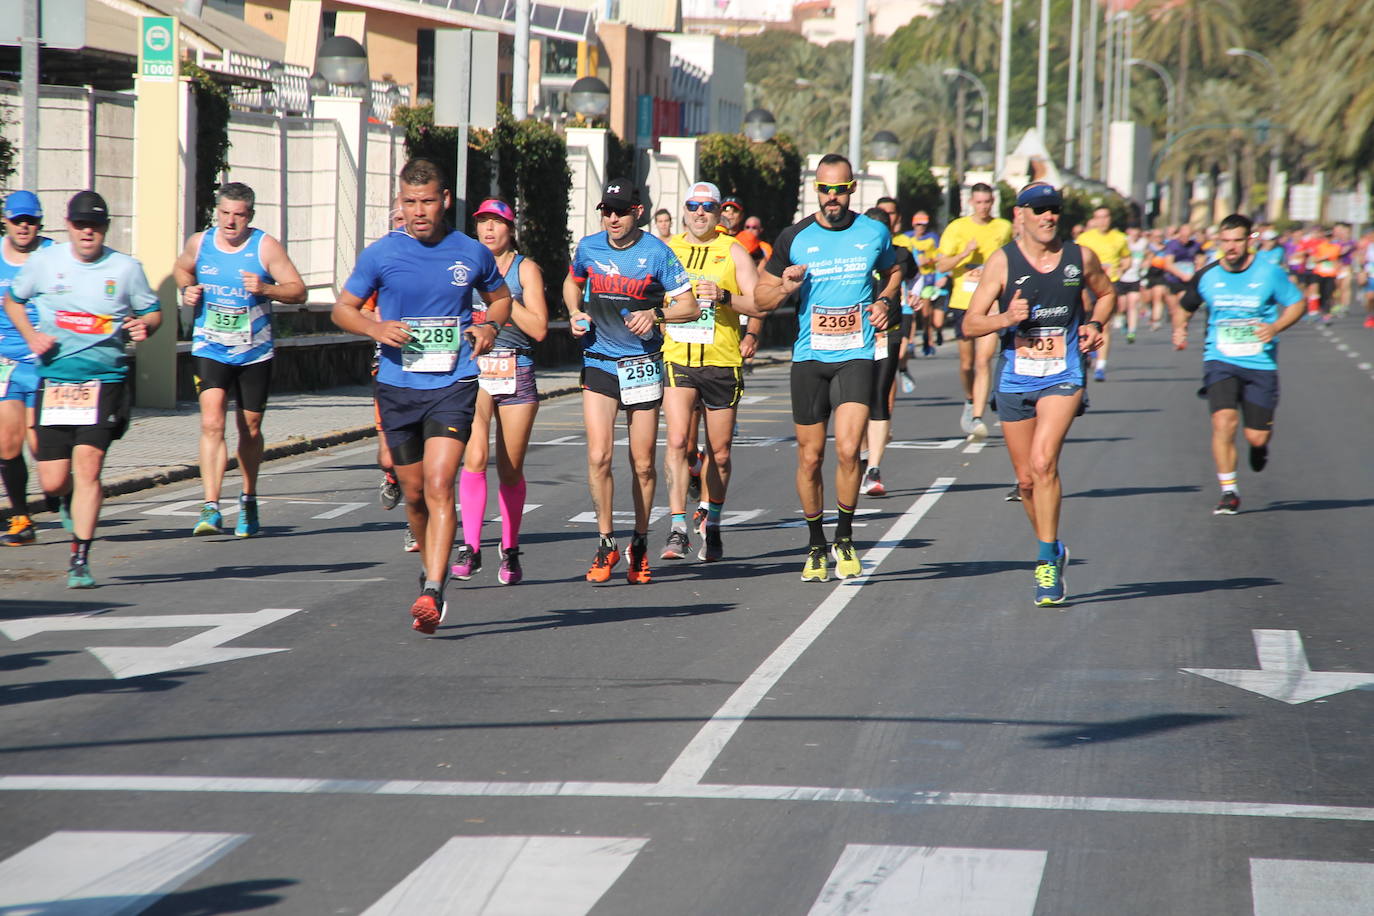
[360,835,648,915]
[1250,857,1374,915]
[807,845,1046,915]
[0,830,247,913]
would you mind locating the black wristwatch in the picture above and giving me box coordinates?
[653,307,665,321]
[480,320,500,332]
[1083,320,1104,332]
[719,289,732,305]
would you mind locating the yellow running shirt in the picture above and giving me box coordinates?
[663,232,746,367]
[1077,228,1130,282]
[938,216,1013,310]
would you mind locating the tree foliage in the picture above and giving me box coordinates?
[182,61,232,230]
[697,132,801,237]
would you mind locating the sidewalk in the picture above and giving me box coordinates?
[8,348,791,509]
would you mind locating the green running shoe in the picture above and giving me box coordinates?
[193,503,222,536]
[67,560,96,589]
[235,499,259,538]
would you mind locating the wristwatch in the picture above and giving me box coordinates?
[719,289,732,305]
[1083,320,1104,332]
[653,307,665,321]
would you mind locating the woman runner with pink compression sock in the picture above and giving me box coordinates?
[451,199,548,584]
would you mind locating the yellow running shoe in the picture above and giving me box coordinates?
[801,545,829,582]
[832,537,862,579]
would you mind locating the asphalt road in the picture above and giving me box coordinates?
[2,315,1372,915]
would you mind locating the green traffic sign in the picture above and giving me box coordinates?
[140,17,176,82]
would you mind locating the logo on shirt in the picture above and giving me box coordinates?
[593,259,622,277]
[448,260,471,287]
[103,279,117,299]
[1015,275,1030,286]
[1063,264,1081,280]
[806,246,820,254]
[854,243,870,250]
[1247,282,1262,289]
[199,265,220,276]
[637,258,647,267]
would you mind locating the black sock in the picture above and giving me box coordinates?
[71,537,91,565]
[835,501,855,541]
[805,512,826,548]
[0,456,29,515]
[631,531,647,550]
[45,492,60,514]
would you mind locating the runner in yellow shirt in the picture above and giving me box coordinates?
[1076,206,1130,381]
[935,183,1013,439]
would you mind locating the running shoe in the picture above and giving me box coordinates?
[899,373,915,393]
[922,343,936,357]
[1364,315,1374,329]
[193,503,222,536]
[450,544,481,579]
[497,547,522,585]
[235,499,259,538]
[688,451,704,501]
[800,545,829,582]
[1093,366,1107,382]
[692,507,708,537]
[959,402,974,434]
[66,559,96,589]
[1034,561,1066,606]
[661,529,690,560]
[1214,492,1241,515]
[832,537,862,579]
[1005,485,1022,502]
[859,466,886,497]
[586,542,621,582]
[627,540,652,584]
[403,527,419,552]
[2,514,35,546]
[1126,332,1137,344]
[410,588,447,634]
[698,524,723,562]
[379,473,401,510]
[968,417,989,442]
[1249,444,1269,473]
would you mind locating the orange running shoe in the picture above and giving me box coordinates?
[586,542,621,582]
[410,589,447,634]
[627,540,651,584]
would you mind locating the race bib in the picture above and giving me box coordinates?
[41,380,101,426]
[811,304,863,352]
[402,316,461,372]
[668,300,716,346]
[1174,262,1195,280]
[0,358,13,398]
[873,331,889,361]
[202,304,252,347]
[1013,327,1068,377]
[962,265,984,293]
[1216,318,1264,357]
[615,354,663,405]
[478,347,517,395]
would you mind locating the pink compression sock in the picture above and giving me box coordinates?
[498,478,526,550]
[459,469,487,549]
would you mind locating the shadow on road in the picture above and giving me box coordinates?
[1067,485,1201,499]
[430,601,738,640]
[0,599,134,621]
[1070,576,1279,604]
[110,562,384,584]
[1029,712,1235,748]
[141,878,297,915]
[0,670,197,707]
[1254,498,1374,513]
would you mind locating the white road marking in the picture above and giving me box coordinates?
[0,608,302,680]
[738,394,770,405]
[143,498,240,518]
[566,508,761,526]
[6,775,1374,823]
[807,845,1046,915]
[885,438,966,450]
[1358,362,1371,370]
[1250,857,1374,915]
[0,830,246,913]
[657,478,955,786]
[962,439,988,454]
[1182,629,1374,704]
[529,435,585,446]
[777,508,881,530]
[360,836,647,915]
[298,501,369,519]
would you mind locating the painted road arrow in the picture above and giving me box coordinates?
[0,608,302,680]
[1183,629,1374,704]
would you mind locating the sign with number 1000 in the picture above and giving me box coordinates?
[140,17,176,83]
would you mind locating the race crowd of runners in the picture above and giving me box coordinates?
[0,156,1361,621]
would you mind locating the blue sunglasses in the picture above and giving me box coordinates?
[685,201,720,213]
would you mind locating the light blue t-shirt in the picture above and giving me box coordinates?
[765,212,895,362]
[344,228,506,390]
[1183,257,1302,371]
[9,242,159,383]
[0,236,54,361]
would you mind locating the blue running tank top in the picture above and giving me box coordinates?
[192,227,274,366]
[493,253,535,368]
[996,241,1088,393]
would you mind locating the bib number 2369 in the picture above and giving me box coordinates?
[811,304,863,351]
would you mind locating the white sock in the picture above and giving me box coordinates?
[1218,472,1238,494]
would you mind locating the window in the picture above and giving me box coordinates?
[417,29,435,101]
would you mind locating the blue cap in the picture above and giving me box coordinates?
[1015,183,1063,209]
[3,190,42,220]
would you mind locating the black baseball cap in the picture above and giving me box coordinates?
[721,196,744,210]
[67,190,110,224]
[598,179,637,210]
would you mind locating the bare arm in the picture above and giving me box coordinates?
[173,232,203,307]
[468,284,513,356]
[333,289,410,347]
[564,273,591,338]
[935,238,978,274]
[1079,249,1115,352]
[755,263,804,312]
[248,235,307,304]
[725,244,763,318]
[511,258,549,342]
[3,293,54,355]
[959,249,1012,338]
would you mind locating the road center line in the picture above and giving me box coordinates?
[657,478,955,787]
[4,775,1373,824]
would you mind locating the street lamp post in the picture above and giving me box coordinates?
[942,68,989,140]
[1227,47,1283,222]
[742,108,777,143]
[995,0,1011,180]
[1127,57,1174,136]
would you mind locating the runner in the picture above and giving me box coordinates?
[935,182,1013,440]
[1161,223,1203,326]
[173,182,306,538]
[1359,229,1374,329]
[0,190,53,546]
[652,208,674,241]
[719,196,745,236]
[564,178,698,585]
[2,191,162,587]
[906,210,941,363]
[1144,227,1169,331]
[659,181,764,562]
[755,154,898,581]
[1119,225,1147,344]
[862,201,916,497]
[332,158,512,633]
[450,198,548,585]
[961,182,1115,606]
[1170,213,1304,515]
[1076,206,1130,381]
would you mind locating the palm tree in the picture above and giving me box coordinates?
[1165,79,1260,219]
[1282,0,1374,169]
[1132,0,1249,119]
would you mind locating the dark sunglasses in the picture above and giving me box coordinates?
[685,201,720,213]
[816,181,856,195]
[1028,205,1062,215]
[599,207,632,217]
[912,222,929,227]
